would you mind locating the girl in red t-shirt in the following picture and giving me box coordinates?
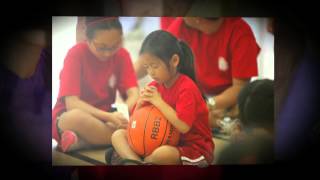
[110,30,214,166]
[52,17,139,152]
[135,18,260,129]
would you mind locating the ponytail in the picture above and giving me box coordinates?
[178,40,207,101]
[177,40,196,84]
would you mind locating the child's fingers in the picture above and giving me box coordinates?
[145,86,157,92]
[142,91,153,97]
[119,124,128,129]
[140,88,146,96]
[112,112,127,126]
[140,97,150,102]
[116,122,127,129]
[120,117,128,123]
[149,85,157,90]
[137,101,145,108]
[117,120,128,129]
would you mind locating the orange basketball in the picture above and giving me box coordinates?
[127,105,180,157]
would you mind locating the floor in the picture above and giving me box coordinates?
[52,137,230,166]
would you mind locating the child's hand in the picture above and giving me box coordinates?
[135,98,148,110]
[140,86,163,106]
[133,88,149,111]
[209,108,225,128]
[110,112,128,129]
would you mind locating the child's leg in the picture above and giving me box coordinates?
[58,109,116,145]
[144,145,181,165]
[111,129,142,162]
[60,130,88,152]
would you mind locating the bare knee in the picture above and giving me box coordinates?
[149,145,174,160]
[111,129,126,144]
[58,109,90,130]
[145,145,180,164]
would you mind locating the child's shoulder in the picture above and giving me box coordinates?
[111,48,132,64]
[115,48,130,58]
[175,75,205,102]
[167,17,185,35]
[226,18,254,35]
[72,42,88,50]
[225,18,246,26]
[66,42,89,56]
[177,75,201,93]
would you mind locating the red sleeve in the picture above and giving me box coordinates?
[116,49,138,98]
[147,81,158,87]
[166,17,184,37]
[160,17,176,30]
[175,89,197,127]
[57,47,82,99]
[230,22,260,79]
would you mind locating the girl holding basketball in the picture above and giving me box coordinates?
[52,17,139,152]
[110,30,214,166]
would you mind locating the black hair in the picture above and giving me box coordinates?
[139,30,196,83]
[85,17,122,40]
[238,79,274,131]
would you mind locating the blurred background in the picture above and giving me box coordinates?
[52,17,274,108]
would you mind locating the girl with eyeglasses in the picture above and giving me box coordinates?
[52,17,139,152]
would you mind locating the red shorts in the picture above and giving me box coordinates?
[178,145,213,166]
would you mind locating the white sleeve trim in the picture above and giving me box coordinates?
[181,155,205,163]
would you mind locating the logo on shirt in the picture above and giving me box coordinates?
[218,56,228,72]
[108,74,116,88]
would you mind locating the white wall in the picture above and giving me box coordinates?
[52,17,77,108]
[244,18,274,81]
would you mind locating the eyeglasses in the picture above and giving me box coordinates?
[92,40,121,53]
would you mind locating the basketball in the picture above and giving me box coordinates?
[127,105,180,157]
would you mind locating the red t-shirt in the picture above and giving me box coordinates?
[148,74,214,161]
[167,18,260,95]
[52,43,137,141]
[160,17,176,30]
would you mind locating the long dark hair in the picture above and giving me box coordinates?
[139,30,196,83]
[85,17,122,40]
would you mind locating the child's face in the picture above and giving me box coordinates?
[139,53,173,84]
[88,29,122,61]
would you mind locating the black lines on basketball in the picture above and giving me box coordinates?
[143,105,153,157]
[159,115,168,147]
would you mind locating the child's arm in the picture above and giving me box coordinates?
[211,78,249,110]
[132,87,151,112]
[141,86,190,134]
[65,96,127,128]
[124,87,139,113]
[155,100,191,134]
